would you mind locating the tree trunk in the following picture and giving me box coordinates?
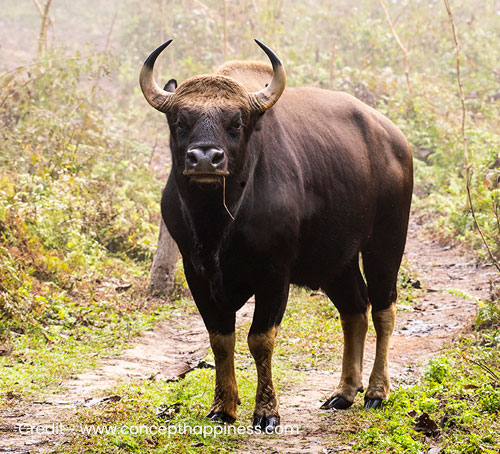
[149,218,179,295]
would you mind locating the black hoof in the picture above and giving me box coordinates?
[321,395,353,410]
[364,397,383,409]
[252,415,280,433]
[206,411,236,424]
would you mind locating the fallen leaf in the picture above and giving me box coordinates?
[409,279,422,289]
[115,283,132,291]
[428,447,442,454]
[157,402,181,420]
[196,360,215,369]
[84,395,121,407]
[5,391,20,400]
[414,412,440,437]
[0,345,12,356]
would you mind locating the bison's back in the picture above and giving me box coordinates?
[217,61,412,199]
[276,87,412,192]
[255,87,413,286]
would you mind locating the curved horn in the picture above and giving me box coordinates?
[139,39,175,113]
[248,39,287,112]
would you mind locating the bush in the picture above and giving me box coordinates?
[0,50,162,338]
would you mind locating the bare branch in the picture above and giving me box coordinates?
[32,0,44,17]
[461,352,500,384]
[37,0,54,57]
[444,0,500,273]
[378,0,413,99]
[104,10,118,53]
[222,0,228,61]
[328,37,337,90]
[393,1,411,27]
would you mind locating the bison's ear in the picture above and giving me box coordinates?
[164,79,177,93]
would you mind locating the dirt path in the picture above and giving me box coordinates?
[1,220,498,453]
[0,305,255,453]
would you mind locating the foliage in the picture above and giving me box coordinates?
[340,332,500,454]
[1,0,500,451]
[0,50,163,374]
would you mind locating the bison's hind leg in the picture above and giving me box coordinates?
[321,260,369,410]
[363,304,396,409]
[361,213,408,409]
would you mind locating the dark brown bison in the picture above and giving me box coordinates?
[140,39,413,432]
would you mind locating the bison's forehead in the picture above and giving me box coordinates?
[173,75,250,112]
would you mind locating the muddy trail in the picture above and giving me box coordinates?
[0,301,255,453]
[0,220,497,453]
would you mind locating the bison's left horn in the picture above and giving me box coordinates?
[248,39,287,112]
[139,39,175,113]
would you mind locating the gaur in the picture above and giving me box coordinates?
[139,39,413,432]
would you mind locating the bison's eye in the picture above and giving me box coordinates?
[176,119,188,131]
[175,114,190,132]
[228,119,243,137]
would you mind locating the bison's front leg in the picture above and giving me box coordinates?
[248,327,279,432]
[248,279,289,433]
[207,332,239,423]
[183,262,239,423]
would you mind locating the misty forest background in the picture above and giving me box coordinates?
[1,0,500,452]
[2,0,499,330]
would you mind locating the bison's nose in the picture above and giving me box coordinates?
[185,147,226,174]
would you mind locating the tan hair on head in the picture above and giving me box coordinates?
[173,75,251,112]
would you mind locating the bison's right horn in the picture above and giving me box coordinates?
[248,39,287,112]
[140,39,175,113]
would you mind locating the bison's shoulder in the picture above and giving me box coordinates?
[280,87,412,165]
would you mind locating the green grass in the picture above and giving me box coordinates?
[44,287,330,453]
[0,270,202,404]
[50,280,408,453]
[0,50,168,404]
[54,275,500,454]
[0,296,174,402]
[60,370,249,453]
[322,301,500,454]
